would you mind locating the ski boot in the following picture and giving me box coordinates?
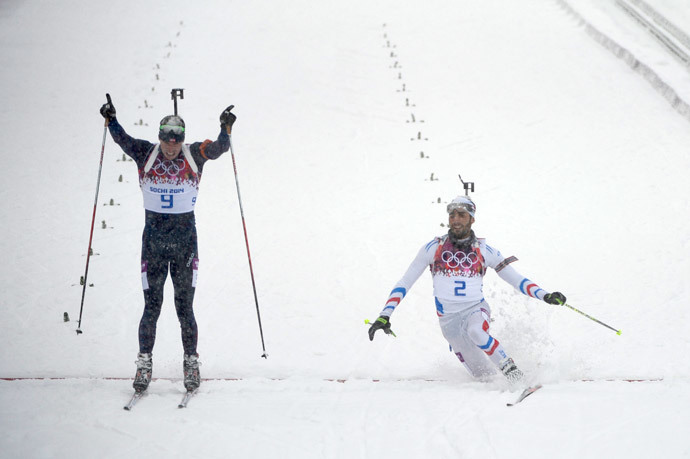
[183,353,201,392]
[133,353,152,393]
[499,357,524,384]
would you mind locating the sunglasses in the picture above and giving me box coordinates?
[159,124,185,143]
[447,202,475,215]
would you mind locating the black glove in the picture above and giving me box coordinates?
[100,101,116,121]
[368,315,392,341]
[220,105,236,130]
[544,292,566,305]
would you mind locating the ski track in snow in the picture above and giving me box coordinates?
[1,0,690,457]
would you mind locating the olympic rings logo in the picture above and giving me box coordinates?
[152,158,186,177]
[441,250,479,269]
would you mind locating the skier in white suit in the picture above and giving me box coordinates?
[368,196,566,382]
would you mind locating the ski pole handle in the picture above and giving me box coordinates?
[364,319,397,337]
[103,93,113,127]
[564,303,621,335]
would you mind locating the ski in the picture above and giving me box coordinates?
[124,391,146,410]
[507,384,542,407]
[178,389,197,408]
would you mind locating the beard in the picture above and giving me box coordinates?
[449,223,472,240]
[448,227,476,251]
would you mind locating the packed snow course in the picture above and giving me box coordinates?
[1,0,689,458]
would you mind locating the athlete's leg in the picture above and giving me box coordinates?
[139,244,169,354]
[464,303,514,371]
[439,310,495,379]
[170,237,199,356]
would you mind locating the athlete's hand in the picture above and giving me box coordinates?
[100,101,116,121]
[544,292,566,305]
[220,105,236,131]
[368,315,393,341]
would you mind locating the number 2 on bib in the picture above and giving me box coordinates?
[454,280,466,296]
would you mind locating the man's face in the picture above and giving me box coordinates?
[160,140,182,160]
[448,210,474,239]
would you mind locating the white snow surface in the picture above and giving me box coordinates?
[2,0,690,457]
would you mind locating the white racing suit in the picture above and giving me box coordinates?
[378,233,550,378]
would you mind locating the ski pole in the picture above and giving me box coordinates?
[563,303,621,335]
[76,93,111,334]
[228,126,268,358]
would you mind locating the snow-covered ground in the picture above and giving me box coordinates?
[2,0,690,457]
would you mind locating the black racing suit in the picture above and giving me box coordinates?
[108,118,229,355]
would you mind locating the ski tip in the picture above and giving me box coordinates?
[506,384,542,407]
[178,389,197,408]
